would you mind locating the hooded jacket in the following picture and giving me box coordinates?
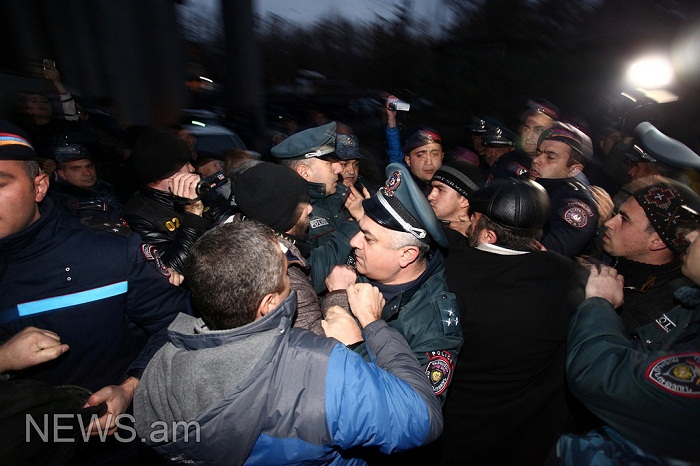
[134,292,443,465]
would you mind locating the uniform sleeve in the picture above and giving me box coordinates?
[325,321,443,453]
[308,221,358,293]
[541,196,598,257]
[386,126,404,165]
[123,234,188,377]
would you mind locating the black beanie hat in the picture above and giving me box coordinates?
[0,119,40,161]
[234,162,310,233]
[132,129,192,184]
[403,128,442,154]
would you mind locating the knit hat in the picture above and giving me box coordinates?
[432,162,481,198]
[132,129,192,184]
[403,128,442,154]
[468,178,551,231]
[632,180,700,254]
[0,119,40,161]
[233,162,310,233]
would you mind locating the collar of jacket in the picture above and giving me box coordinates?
[139,185,177,209]
[0,197,60,264]
[167,291,299,351]
[615,256,683,290]
[307,181,327,200]
[378,248,446,319]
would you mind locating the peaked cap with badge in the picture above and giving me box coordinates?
[362,163,447,248]
[335,134,364,161]
[271,122,337,160]
[483,125,516,148]
[628,122,700,171]
[402,128,443,154]
[0,120,41,161]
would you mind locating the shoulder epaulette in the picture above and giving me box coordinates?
[80,216,131,237]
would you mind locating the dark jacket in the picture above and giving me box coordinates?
[121,186,230,274]
[0,198,187,391]
[563,288,700,463]
[48,178,123,222]
[614,256,693,335]
[441,243,588,465]
[536,177,599,258]
[134,292,443,465]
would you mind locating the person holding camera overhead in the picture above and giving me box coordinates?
[121,129,232,276]
[384,95,444,197]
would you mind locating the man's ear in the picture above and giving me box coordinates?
[568,161,584,177]
[256,292,281,320]
[398,245,420,268]
[459,197,469,210]
[56,169,67,181]
[648,232,668,252]
[481,228,498,245]
[295,163,311,181]
[34,173,49,202]
[403,155,411,168]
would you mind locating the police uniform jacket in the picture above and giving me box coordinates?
[0,198,187,392]
[134,292,443,465]
[565,288,700,462]
[48,178,123,222]
[121,186,230,275]
[307,181,359,248]
[323,249,463,406]
[536,177,599,258]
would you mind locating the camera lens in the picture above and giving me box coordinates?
[196,180,211,195]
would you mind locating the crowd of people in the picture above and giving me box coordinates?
[1,66,700,466]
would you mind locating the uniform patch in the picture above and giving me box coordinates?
[562,199,593,228]
[655,313,677,333]
[385,170,401,196]
[646,352,700,397]
[140,244,171,277]
[310,217,329,229]
[424,350,454,396]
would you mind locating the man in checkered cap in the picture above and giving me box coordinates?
[601,177,700,334]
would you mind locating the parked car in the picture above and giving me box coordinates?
[180,109,246,155]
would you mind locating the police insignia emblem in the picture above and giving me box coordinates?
[385,170,401,196]
[646,352,700,397]
[425,350,454,396]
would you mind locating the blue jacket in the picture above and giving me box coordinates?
[134,292,443,465]
[561,288,700,463]
[0,198,187,391]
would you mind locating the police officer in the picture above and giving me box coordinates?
[271,122,360,292]
[528,123,599,257]
[0,120,187,463]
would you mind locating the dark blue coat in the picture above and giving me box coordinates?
[0,198,187,392]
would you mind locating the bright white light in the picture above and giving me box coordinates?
[199,76,213,83]
[627,56,674,88]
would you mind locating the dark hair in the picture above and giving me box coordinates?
[185,221,287,330]
[468,212,542,250]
